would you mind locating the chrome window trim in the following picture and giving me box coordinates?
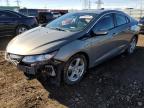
[87,11,130,33]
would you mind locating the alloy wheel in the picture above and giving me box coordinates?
[67,57,85,82]
[17,26,28,34]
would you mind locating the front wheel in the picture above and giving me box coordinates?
[126,36,137,54]
[63,54,87,85]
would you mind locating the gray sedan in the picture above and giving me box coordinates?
[5,10,140,85]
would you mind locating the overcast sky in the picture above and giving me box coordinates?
[0,0,142,9]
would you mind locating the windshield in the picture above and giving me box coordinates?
[46,12,97,32]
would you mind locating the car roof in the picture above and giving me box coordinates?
[75,9,124,15]
[0,9,16,12]
[0,9,27,17]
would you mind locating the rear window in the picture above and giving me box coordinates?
[46,13,53,17]
[39,12,53,18]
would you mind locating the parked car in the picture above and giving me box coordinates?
[37,12,54,24]
[139,17,144,34]
[51,12,61,18]
[0,10,38,37]
[5,10,140,85]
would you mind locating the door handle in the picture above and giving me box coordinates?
[112,32,118,36]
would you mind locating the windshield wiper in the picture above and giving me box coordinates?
[55,27,66,31]
[48,27,69,32]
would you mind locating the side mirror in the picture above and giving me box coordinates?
[92,29,108,36]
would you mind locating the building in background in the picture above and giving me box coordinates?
[19,8,68,17]
[0,6,144,20]
[123,8,144,19]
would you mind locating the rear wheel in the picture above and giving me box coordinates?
[126,36,137,54]
[16,25,29,35]
[63,54,87,85]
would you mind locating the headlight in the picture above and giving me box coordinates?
[22,51,57,63]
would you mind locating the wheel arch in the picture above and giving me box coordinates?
[133,34,139,43]
[62,51,90,85]
[16,24,30,30]
[15,24,30,35]
[70,51,90,69]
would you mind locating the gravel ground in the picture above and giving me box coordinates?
[0,36,144,108]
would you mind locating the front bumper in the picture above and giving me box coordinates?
[5,52,64,77]
[5,52,64,86]
[17,60,63,77]
[17,64,38,75]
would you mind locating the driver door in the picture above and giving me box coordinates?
[89,14,118,65]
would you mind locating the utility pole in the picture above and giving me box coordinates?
[82,0,88,9]
[6,0,9,6]
[15,0,20,7]
[140,0,143,18]
[88,0,91,9]
[95,0,103,9]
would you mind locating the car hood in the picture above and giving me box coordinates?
[6,26,80,55]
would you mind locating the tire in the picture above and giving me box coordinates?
[16,25,29,35]
[126,36,137,54]
[63,54,87,85]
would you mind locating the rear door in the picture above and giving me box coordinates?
[0,11,19,36]
[113,13,133,49]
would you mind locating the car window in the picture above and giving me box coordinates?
[0,11,18,18]
[0,11,7,18]
[115,14,127,26]
[53,12,61,18]
[46,13,53,18]
[94,14,114,31]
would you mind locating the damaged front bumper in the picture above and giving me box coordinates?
[17,59,63,77]
[5,53,64,85]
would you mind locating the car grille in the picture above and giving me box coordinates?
[5,53,23,65]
